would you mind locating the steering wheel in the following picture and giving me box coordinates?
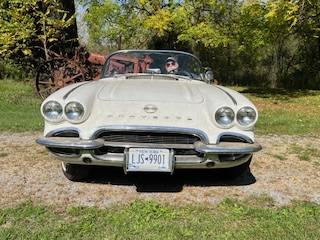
[176,70,193,78]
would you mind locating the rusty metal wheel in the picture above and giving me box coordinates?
[36,58,85,99]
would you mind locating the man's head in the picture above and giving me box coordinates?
[165,57,179,73]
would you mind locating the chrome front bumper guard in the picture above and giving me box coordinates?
[36,137,262,169]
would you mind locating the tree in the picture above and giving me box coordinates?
[83,0,185,51]
[0,0,75,60]
[1,0,319,89]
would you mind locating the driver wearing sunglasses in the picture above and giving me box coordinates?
[165,57,179,74]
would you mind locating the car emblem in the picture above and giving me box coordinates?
[143,104,158,113]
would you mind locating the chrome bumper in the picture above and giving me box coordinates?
[36,137,262,169]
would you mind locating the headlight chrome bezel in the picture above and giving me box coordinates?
[64,101,85,123]
[215,107,235,128]
[42,101,64,122]
[236,106,257,127]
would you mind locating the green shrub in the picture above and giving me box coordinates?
[0,59,32,81]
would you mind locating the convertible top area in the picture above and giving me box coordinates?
[101,50,203,80]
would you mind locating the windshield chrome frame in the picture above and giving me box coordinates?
[101,49,204,81]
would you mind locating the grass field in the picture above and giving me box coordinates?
[1,80,320,135]
[238,87,320,135]
[0,80,42,132]
[0,199,319,240]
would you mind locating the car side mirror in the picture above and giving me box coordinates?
[204,68,214,84]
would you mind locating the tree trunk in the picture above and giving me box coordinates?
[61,0,78,41]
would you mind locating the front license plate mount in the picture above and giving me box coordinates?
[125,148,174,173]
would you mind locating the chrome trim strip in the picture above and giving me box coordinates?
[194,141,262,154]
[126,74,179,81]
[215,86,237,106]
[93,153,125,167]
[36,137,104,149]
[124,148,129,174]
[36,136,261,154]
[175,154,252,169]
[103,141,195,149]
[91,125,209,144]
[174,155,205,164]
[170,149,175,174]
[63,82,91,100]
[58,153,252,169]
[106,49,201,61]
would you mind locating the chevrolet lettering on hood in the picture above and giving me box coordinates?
[36,50,262,181]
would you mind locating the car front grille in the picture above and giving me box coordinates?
[45,130,253,162]
[95,131,201,145]
[93,131,202,156]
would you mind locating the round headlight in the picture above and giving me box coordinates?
[237,107,257,126]
[215,107,235,127]
[65,102,84,121]
[42,101,63,121]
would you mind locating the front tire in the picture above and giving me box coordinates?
[223,157,252,179]
[61,162,91,181]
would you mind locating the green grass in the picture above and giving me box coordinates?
[236,87,320,135]
[256,109,320,135]
[0,199,319,240]
[0,80,43,132]
[289,143,320,162]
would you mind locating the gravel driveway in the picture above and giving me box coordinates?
[0,133,319,208]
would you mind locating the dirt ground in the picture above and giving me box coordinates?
[0,133,319,208]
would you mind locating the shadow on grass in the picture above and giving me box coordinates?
[84,166,256,193]
[239,87,320,100]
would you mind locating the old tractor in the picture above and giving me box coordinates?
[35,46,106,99]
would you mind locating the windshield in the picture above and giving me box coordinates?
[102,50,203,80]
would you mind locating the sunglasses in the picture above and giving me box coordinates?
[166,61,176,67]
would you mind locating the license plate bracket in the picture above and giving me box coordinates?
[126,148,173,173]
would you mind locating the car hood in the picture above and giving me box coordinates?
[45,76,252,110]
[97,77,204,104]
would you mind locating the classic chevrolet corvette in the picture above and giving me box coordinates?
[36,50,262,181]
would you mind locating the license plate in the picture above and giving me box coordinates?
[126,148,172,172]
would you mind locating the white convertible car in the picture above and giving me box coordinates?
[36,50,262,181]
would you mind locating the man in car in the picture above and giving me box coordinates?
[165,57,179,74]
